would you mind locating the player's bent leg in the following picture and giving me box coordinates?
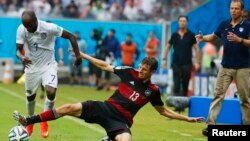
[56,103,83,117]
[115,132,132,141]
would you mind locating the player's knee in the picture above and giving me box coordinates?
[26,90,36,101]
[61,104,74,115]
[45,86,57,100]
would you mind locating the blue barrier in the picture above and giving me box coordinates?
[189,96,242,124]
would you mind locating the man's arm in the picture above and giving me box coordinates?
[227,32,250,47]
[161,43,171,68]
[154,105,204,122]
[195,33,216,42]
[193,43,201,70]
[58,47,64,66]
[61,29,82,66]
[16,44,32,68]
[80,52,114,73]
[16,44,25,60]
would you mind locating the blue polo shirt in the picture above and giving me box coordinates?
[214,19,250,68]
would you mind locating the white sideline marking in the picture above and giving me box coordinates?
[67,97,80,102]
[0,86,105,134]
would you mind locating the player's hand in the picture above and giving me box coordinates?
[194,62,200,71]
[21,57,32,68]
[227,32,241,43]
[195,32,203,43]
[74,56,82,67]
[187,117,205,123]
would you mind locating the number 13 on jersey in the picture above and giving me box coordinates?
[129,91,140,101]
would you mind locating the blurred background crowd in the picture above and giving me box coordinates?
[0,0,206,22]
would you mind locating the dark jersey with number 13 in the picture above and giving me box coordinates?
[106,66,164,126]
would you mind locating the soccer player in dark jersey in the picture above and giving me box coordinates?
[13,52,204,141]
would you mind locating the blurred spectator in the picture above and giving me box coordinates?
[109,0,124,20]
[202,42,217,74]
[62,0,79,18]
[90,27,109,90]
[123,0,139,21]
[137,9,147,21]
[139,0,156,17]
[144,31,160,58]
[121,33,139,67]
[31,0,51,19]
[50,0,63,17]
[97,6,112,21]
[102,29,120,90]
[68,31,87,85]
[0,0,8,14]
[17,0,33,16]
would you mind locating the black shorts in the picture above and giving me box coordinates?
[79,101,131,140]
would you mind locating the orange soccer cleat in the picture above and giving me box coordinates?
[26,124,34,136]
[40,122,49,138]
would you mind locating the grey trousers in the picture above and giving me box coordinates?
[207,67,250,125]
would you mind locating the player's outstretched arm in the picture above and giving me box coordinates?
[154,105,204,123]
[61,29,82,67]
[80,52,114,73]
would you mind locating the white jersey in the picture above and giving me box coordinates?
[16,20,63,73]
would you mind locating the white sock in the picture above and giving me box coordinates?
[44,97,55,111]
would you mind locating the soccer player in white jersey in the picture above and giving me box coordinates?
[16,10,82,138]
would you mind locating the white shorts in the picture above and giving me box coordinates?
[25,64,58,95]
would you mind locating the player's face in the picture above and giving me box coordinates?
[138,64,152,80]
[230,2,243,20]
[22,18,37,33]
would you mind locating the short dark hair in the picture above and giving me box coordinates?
[231,0,244,9]
[178,15,188,21]
[110,29,116,34]
[141,57,158,71]
[22,10,37,20]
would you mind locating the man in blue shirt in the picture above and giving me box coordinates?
[196,0,250,136]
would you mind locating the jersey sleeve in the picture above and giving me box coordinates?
[214,21,224,38]
[114,66,132,79]
[149,90,164,106]
[49,23,63,37]
[16,25,25,44]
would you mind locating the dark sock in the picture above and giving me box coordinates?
[26,109,57,125]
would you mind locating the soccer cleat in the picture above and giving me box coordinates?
[40,122,49,138]
[26,124,34,136]
[13,110,27,126]
[202,127,208,136]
